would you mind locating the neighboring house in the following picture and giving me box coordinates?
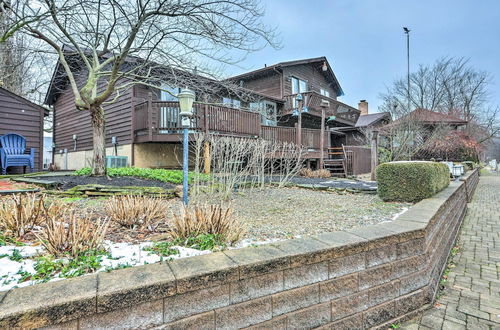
[43,136,53,169]
[0,87,48,173]
[333,100,391,146]
[385,108,467,130]
[46,55,361,170]
[381,108,469,160]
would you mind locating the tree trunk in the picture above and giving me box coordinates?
[90,106,106,176]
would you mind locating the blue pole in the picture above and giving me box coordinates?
[183,126,189,205]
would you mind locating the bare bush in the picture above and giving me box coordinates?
[192,133,304,199]
[298,168,331,178]
[171,204,244,245]
[104,196,169,230]
[36,212,109,257]
[0,194,45,237]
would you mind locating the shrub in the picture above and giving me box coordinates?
[36,212,109,257]
[462,161,475,171]
[376,161,450,202]
[75,167,209,184]
[378,147,392,164]
[105,195,169,230]
[298,168,331,178]
[0,194,45,238]
[171,204,244,248]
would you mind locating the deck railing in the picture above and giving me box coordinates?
[133,97,330,150]
[134,101,149,134]
[283,91,361,126]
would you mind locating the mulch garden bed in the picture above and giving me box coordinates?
[30,175,176,190]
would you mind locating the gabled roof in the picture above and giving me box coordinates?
[44,45,285,106]
[395,108,468,126]
[355,112,391,128]
[0,87,49,116]
[227,56,344,97]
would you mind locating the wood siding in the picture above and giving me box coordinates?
[239,71,282,99]
[282,64,338,99]
[54,77,134,152]
[0,88,44,172]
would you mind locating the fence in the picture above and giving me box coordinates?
[343,145,372,175]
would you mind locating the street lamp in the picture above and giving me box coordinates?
[403,27,411,112]
[178,88,196,205]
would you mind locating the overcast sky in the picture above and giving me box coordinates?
[226,0,500,113]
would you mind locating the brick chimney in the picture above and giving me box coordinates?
[358,100,368,116]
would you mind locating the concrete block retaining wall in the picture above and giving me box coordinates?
[0,169,480,329]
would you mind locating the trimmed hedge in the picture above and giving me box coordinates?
[377,161,450,202]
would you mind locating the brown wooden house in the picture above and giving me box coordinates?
[46,56,362,172]
[335,100,392,146]
[0,87,48,173]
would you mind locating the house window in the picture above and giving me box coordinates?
[320,88,330,98]
[222,97,241,109]
[291,77,307,108]
[160,84,180,101]
[291,77,307,95]
[249,101,277,125]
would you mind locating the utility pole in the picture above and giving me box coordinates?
[403,27,411,112]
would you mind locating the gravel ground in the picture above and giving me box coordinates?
[195,187,409,240]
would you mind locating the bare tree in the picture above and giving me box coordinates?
[0,1,52,99]
[1,0,278,175]
[379,57,499,159]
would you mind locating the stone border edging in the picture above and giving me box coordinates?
[0,169,480,329]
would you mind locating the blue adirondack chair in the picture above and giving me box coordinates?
[0,133,35,175]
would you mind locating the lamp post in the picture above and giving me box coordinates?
[178,88,196,205]
[403,27,411,112]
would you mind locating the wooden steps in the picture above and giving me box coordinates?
[324,147,346,177]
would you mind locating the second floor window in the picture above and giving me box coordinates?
[160,84,180,101]
[291,77,307,95]
[320,88,330,98]
[222,97,241,109]
[291,77,307,108]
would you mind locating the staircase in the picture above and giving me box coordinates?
[324,147,346,177]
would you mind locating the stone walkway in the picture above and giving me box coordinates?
[401,174,500,330]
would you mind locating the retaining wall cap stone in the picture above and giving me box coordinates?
[271,237,333,267]
[167,252,239,294]
[376,220,427,240]
[223,245,291,279]
[347,224,401,247]
[96,262,176,313]
[0,273,98,329]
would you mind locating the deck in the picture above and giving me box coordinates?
[132,99,330,158]
[283,91,361,127]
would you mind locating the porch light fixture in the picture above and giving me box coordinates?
[178,88,196,117]
[322,61,328,72]
[178,88,196,205]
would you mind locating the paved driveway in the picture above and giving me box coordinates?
[401,174,500,329]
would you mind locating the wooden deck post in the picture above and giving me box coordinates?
[371,130,379,181]
[296,100,303,147]
[203,95,211,174]
[319,106,325,169]
[147,92,153,141]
